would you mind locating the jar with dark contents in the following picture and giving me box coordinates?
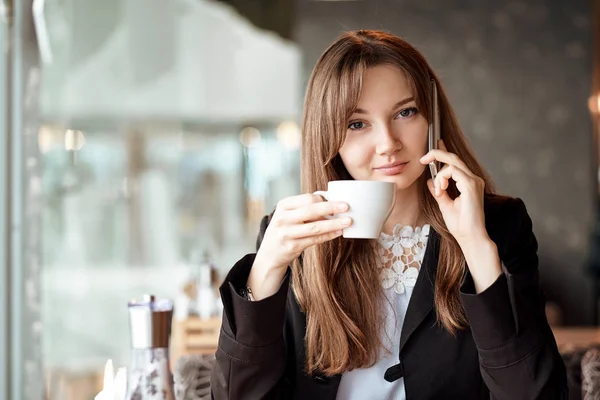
[126,295,175,400]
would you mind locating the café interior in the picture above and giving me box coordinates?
[0,0,599,399]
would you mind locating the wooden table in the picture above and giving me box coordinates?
[171,316,221,365]
[170,322,600,360]
[552,327,600,353]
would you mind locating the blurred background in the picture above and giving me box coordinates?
[0,0,598,399]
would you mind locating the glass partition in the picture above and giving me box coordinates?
[35,0,302,398]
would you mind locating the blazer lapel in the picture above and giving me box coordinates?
[399,228,440,354]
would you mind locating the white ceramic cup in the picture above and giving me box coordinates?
[314,180,396,239]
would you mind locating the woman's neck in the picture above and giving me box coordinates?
[381,183,425,234]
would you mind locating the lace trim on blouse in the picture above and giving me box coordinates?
[377,224,430,295]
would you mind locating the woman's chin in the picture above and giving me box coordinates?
[373,175,419,190]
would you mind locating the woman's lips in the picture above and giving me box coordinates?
[374,161,409,176]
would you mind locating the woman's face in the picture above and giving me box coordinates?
[338,65,428,190]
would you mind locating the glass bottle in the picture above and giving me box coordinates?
[126,295,175,400]
[195,249,215,320]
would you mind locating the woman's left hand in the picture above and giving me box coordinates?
[419,140,489,247]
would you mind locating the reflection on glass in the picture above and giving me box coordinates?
[40,124,300,398]
[37,0,303,396]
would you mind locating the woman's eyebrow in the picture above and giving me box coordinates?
[353,96,416,115]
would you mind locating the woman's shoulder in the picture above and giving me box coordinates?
[483,192,529,222]
[483,193,535,258]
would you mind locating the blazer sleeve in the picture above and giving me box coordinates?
[211,214,291,400]
[459,198,568,400]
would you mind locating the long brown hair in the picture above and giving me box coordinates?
[293,30,495,376]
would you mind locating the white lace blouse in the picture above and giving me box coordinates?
[336,224,431,400]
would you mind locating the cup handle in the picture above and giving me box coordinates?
[313,190,335,220]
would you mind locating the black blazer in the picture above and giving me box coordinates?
[211,195,568,399]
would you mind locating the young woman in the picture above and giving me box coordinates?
[211,30,567,399]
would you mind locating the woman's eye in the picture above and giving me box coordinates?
[397,107,418,118]
[348,121,366,130]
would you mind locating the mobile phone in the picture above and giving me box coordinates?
[428,79,441,180]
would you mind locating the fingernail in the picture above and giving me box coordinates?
[435,187,441,197]
[337,203,349,211]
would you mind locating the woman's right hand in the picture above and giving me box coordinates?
[247,193,353,300]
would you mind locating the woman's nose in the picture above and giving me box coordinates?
[375,124,402,156]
